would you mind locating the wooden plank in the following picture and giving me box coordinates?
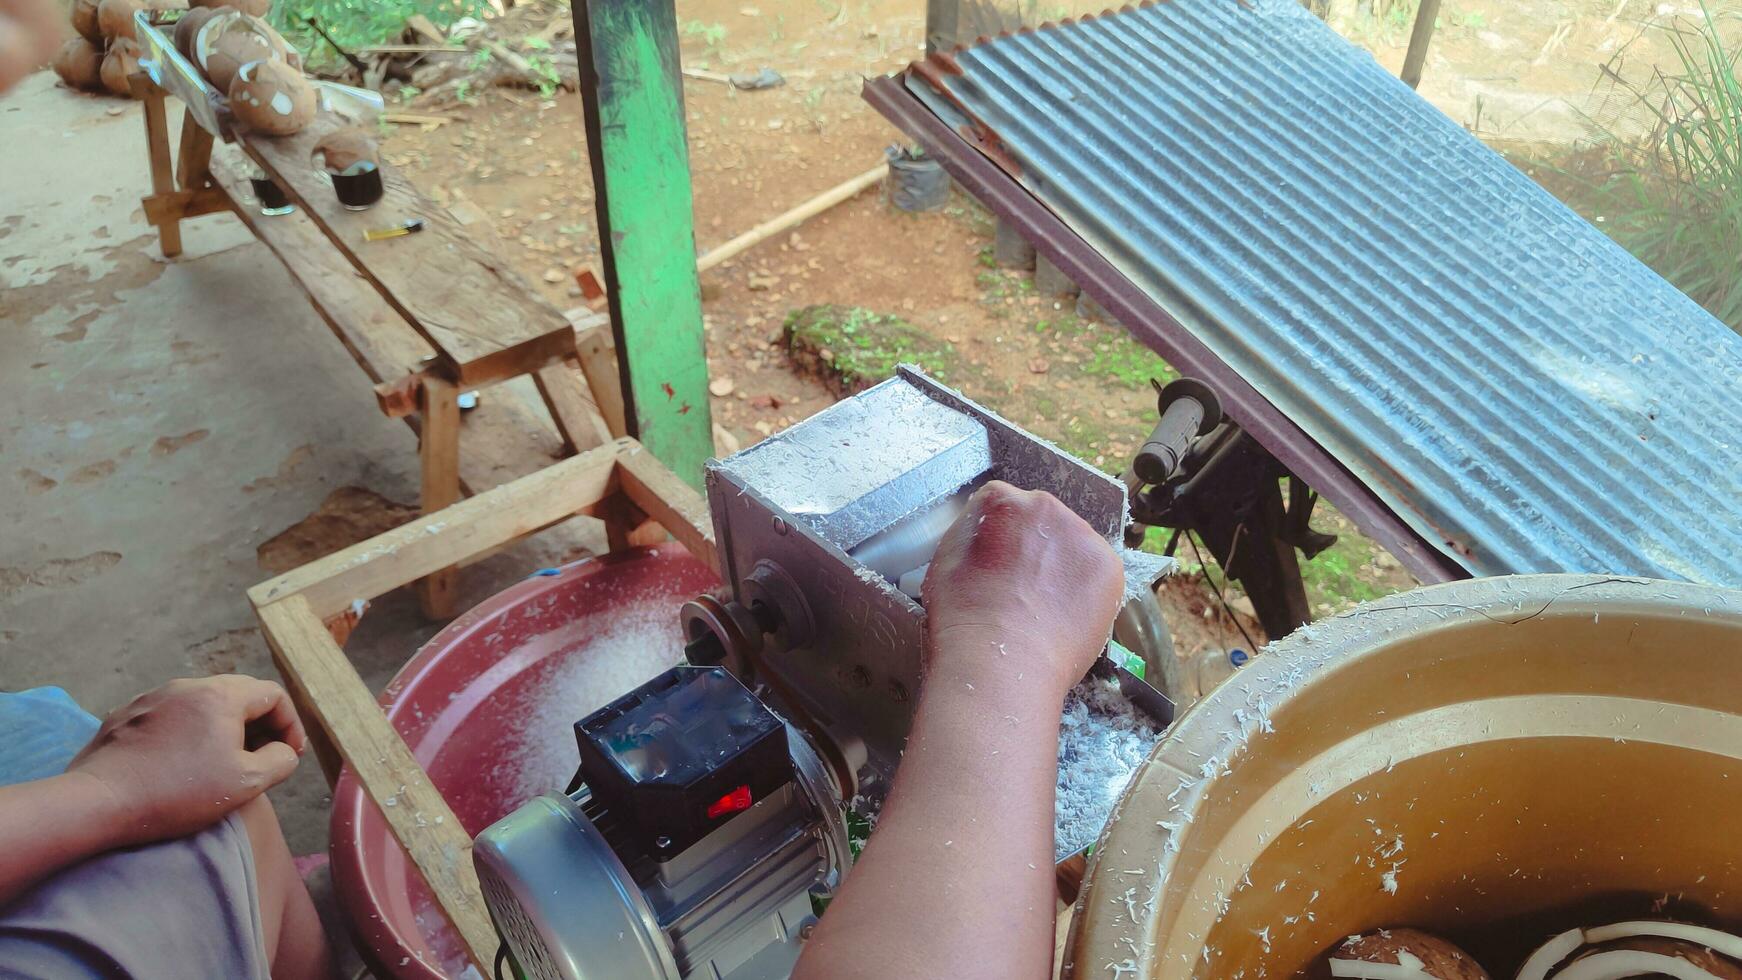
[572,315,627,439]
[138,80,182,258]
[417,377,462,618]
[254,595,495,972]
[618,445,718,573]
[211,153,433,381]
[533,358,612,453]
[141,186,230,224]
[574,0,713,488]
[695,164,887,274]
[1401,0,1443,88]
[442,191,596,468]
[248,438,633,617]
[209,154,567,492]
[242,119,576,388]
[174,107,213,191]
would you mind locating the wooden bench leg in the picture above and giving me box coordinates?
[134,77,182,259]
[174,107,214,193]
[416,377,461,618]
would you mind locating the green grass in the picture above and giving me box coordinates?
[1296,532,1394,611]
[783,305,958,392]
[975,268,1033,317]
[272,0,487,70]
[1547,2,1742,332]
[1031,316,1178,391]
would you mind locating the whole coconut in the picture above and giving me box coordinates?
[228,59,315,136]
[204,28,273,91]
[173,5,220,60]
[100,36,143,97]
[1328,929,1491,980]
[195,10,300,78]
[1576,937,1742,979]
[52,38,106,91]
[96,0,142,40]
[71,0,104,43]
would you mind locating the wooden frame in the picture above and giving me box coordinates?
[248,438,715,973]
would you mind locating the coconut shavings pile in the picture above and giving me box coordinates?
[1055,675,1165,860]
[490,599,690,806]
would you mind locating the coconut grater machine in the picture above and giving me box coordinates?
[473,367,1179,980]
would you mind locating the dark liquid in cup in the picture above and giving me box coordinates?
[332,168,384,210]
[251,176,293,214]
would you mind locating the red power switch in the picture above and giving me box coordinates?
[707,785,753,820]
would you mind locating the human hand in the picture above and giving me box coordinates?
[921,481,1122,702]
[67,675,307,846]
[0,0,63,95]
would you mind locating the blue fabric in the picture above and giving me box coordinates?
[0,688,101,788]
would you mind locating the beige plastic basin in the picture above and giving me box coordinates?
[1066,574,1742,978]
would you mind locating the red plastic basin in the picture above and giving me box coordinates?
[328,545,720,980]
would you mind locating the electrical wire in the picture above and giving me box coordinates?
[1186,530,1260,655]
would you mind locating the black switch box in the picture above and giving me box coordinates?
[575,666,791,859]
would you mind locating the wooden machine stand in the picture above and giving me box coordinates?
[249,438,714,973]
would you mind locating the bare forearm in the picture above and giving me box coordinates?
[795,660,1063,980]
[0,772,131,907]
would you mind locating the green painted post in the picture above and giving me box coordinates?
[572,0,713,489]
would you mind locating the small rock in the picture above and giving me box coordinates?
[543,268,564,283]
[1028,357,1050,375]
[709,377,736,397]
[753,419,774,436]
[750,394,783,410]
[747,274,779,291]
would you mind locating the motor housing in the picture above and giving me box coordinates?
[475,666,850,980]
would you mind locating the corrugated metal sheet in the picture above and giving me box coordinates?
[891,0,1742,584]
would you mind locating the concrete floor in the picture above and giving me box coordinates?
[0,70,592,880]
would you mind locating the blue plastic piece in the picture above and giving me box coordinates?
[0,688,101,788]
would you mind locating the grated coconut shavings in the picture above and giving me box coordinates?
[1055,675,1165,860]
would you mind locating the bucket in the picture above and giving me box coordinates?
[328,545,720,980]
[885,144,950,212]
[1066,574,1742,978]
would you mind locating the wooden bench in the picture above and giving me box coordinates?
[128,36,628,616]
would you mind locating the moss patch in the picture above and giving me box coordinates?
[1031,315,1178,391]
[783,305,959,397]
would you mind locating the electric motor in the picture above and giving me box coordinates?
[475,666,852,980]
